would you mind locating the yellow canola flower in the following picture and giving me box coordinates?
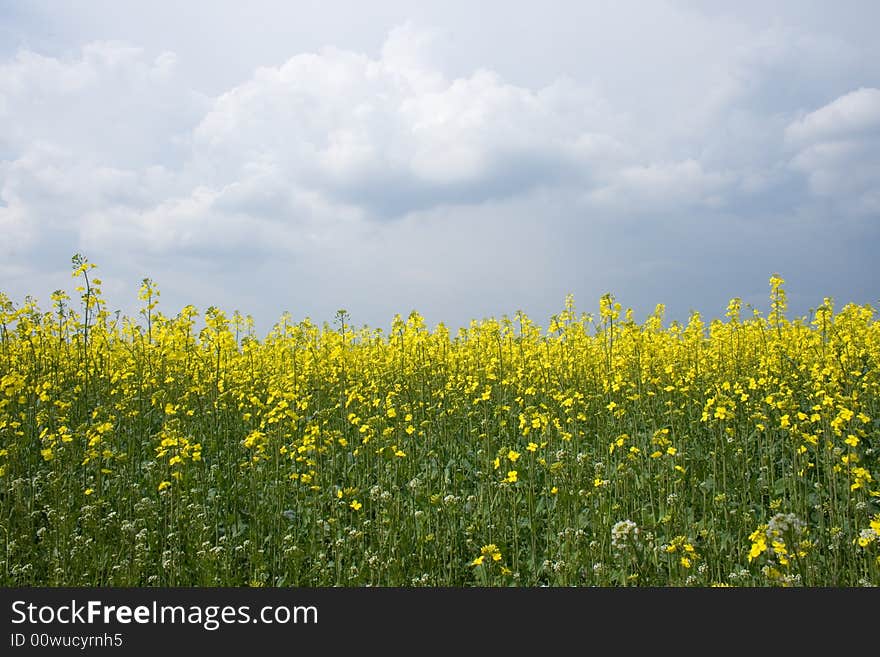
[473,544,503,565]
[748,537,767,562]
[4,268,880,586]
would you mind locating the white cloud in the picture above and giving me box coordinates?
[192,26,622,217]
[379,22,446,88]
[785,87,880,144]
[785,88,880,213]
[0,197,32,255]
[1,11,878,331]
[8,21,872,270]
[0,41,205,167]
[587,159,735,213]
[83,188,273,255]
[80,176,367,256]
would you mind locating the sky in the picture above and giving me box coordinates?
[1,0,878,334]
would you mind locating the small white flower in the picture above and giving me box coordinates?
[611,519,640,551]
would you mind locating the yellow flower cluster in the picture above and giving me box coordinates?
[0,261,877,586]
[665,535,699,569]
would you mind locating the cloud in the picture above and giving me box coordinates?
[785,88,880,214]
[0,39,209,262]
[785,87,880,143]
[0,41,205,167]
[192,23,621,217]
[0,13,878,332]
[8,21,872,265]
[588,159,735,213]
[0,23,630,265]
[80,174,367,257]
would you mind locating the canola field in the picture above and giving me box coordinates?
[1,256,878,586]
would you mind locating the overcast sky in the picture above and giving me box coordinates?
[1,1,878,334]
